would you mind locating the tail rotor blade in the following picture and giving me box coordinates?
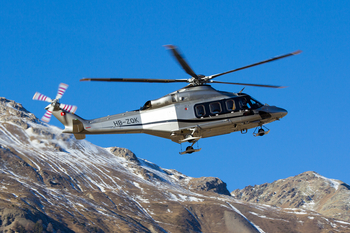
[56,83,69,99]
[33,92,52,103]
[41,107,53,123]
[60,103,77,114]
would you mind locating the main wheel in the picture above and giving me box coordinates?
[186,146,194,154]
[258,128,265,136]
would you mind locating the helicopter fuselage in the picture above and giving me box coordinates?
[34,45,299,154]
[52,85,287,143]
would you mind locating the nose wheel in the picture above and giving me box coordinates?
[179,127,202,154]
[253,126,270,137]
[180,141,202,155]
[180,146,201,155]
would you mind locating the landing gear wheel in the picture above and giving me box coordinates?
[179,145,201,155]
[253,126,270,137]
[186,146,194,154]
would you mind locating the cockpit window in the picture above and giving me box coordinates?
[249,98,262,109]
[209,102,222,114]
[238,98,248,109]
[225,99,236,111]
[238,96,263,110]
[195,105,206,117]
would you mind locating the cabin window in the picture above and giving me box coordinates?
[209,102,222,114]
[195,105,206,117]
[226,99,236,111]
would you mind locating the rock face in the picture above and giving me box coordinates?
[0,97,350,233]
[232,171,350,222]
[188,177,231,195]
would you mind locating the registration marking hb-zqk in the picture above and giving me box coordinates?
[113,117,139,127]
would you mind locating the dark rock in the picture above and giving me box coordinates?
[109,147,140,164]
[188,177,231,196]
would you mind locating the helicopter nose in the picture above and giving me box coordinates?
[273,107,288,119]
[259,106,288,120]
[279,108,288,118]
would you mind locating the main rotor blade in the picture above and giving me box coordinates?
[209,50,302,79]
[164,45,198,79]
[80,78,189,83]
[209,80,286,88]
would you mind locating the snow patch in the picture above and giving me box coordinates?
[314,173,340,190]
[227,202,266,233]
[284,208,308,215]
[166,192,204,202]
[249,212,289,222]
[136,195,150,203]
[334,220,350,225]
[133,182,142,190]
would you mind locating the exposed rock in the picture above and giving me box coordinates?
[188,177,231,196]
[0,97,39,126]
[109,146,140,164]
[0,207,73,233]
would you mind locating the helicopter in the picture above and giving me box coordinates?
[33,45,301,154]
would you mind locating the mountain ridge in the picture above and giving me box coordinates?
[1,97,350,233]
[232,170,350,222]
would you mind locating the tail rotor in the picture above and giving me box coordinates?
[56,83,68,100]
[33,83,77,123]
[33,93,52,103]
[42,108,54,123]
[59,103,77,114]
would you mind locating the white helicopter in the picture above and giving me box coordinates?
[33,45,301,154]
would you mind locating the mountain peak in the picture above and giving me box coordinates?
[232,171,350,222]
[0,97,40,129]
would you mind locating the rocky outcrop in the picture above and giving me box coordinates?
[0,97,39,127]
[188,177,231,195]
[109,147,140,164]
[0,207,73,233]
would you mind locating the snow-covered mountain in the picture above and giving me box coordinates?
[1,97,350,233]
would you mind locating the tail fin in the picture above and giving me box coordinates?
[52,110,87,139]
[72,119,86,140]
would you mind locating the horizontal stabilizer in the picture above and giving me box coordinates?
[72,119,84,133]
[74,134,86,140]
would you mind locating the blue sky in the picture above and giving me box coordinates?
[1,1,349,190]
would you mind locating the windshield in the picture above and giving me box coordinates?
[237,96,263,110]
